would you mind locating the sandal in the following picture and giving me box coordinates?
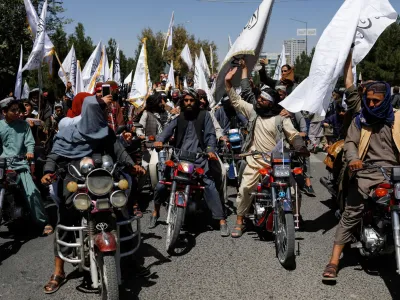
[322,263,338,281]
[43,273,66,294]
[231,224,245,238]
[42,225,54,236]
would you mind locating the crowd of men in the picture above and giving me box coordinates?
[0,46,399,292]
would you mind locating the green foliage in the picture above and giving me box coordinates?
[67,23,95,67]
[358,23,400,85]
[294,47,315,82]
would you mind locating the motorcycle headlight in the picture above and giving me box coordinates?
[80,157,95,175]
[110,190,127,208]
[395,183,400,200]
[73,193,91,210]
[177,162,195,174]
[87,169,114,196]
[101,155,114,172]
[273,165,291,178]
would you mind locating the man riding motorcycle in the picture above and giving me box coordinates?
[322,81,400,281]
[225,61,308,238]
[148,87,230,237]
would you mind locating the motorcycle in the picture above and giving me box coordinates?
[351,164,400,273]
[51,155,141,300]
[240,145,306,268]
[0,156,32,230]
[157,147,208,254]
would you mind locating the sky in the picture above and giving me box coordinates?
[61,0,400,66]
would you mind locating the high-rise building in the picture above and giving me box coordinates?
[253,52,281,76]
[284,39,306,65]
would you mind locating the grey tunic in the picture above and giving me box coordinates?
[345,119,399,197]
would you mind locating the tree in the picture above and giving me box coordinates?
[293,48,315,82]
[0,0,68,97]
[358,23,400,85]
[67,23,94,67]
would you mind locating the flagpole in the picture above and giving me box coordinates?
[54,50,74,94]
[162,32,168,57]
[38,64,42,118]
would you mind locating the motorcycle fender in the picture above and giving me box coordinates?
[282,199,293,212]
[175,191,187,207]
[266,210,274,232]
[94,232,117,252]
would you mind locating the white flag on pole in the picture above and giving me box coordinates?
[22,0,49,72]
[273,44,286,80]
[23,0,54,71]
[280,0,397,114]
[75,60,85,94]
[129,39,150,104]
[14,45,23,99]
[228,35,232,49]
[86,48,105,94]
[167,61,175,88]
[215,0,274,101]
[21,81,30,99]
[113,45,121,84]
[58,45,77,91]
[210,45,214,72]
[167,11,174,51]
[194,55,215,107]
[180,44,193,70]
[82,41,102,89]
[184,78,188,89]
[98,45,111,82]
[199,48,211,77]
[124,71,133,85]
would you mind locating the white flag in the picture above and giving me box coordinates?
[21,81,30,99]
[184,78,188,89]
[99,45,111,82]
[109,61,114,81]
[23,0,54,66]
[273,44,286,80]
[113,45,121,84]
[75,60,85,94]
[129,39,150,102]
[82,41,102,89]
[180,44,193,70]
[280,0,397,114]
[167,61,175,88]
[58,45,77,91]
[215,0,274,101]
[167,11,174,51]
[14,45,23,99]
[199,48,211,77]
[124,71,133,85]
[22,0,49,72]
[194,55,215,107]
[228,35,232,49]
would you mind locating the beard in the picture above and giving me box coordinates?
[182,104,198,119]
[254,104,282,118]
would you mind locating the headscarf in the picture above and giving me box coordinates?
[255,85,283,118]
[51,96,109,159]
[67,92,91,118]
[355,82,394,129]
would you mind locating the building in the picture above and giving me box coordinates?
[284,39,306,65]
[253,52,281,76]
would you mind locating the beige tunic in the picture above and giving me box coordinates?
[228,88,299,169]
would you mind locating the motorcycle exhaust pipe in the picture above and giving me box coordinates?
[391,210,400,274]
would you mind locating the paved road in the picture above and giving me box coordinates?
[0,153,398,300]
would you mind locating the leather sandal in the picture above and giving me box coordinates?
[322,263,338,281]
[44,273,66,294]
[231,224,245,238]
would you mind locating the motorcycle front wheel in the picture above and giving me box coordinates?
[166,204,185,254]
[97,254,119,300]
[275,207,295,269]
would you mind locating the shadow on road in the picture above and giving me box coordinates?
[302,199,339,234]
[0,231,35,265]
